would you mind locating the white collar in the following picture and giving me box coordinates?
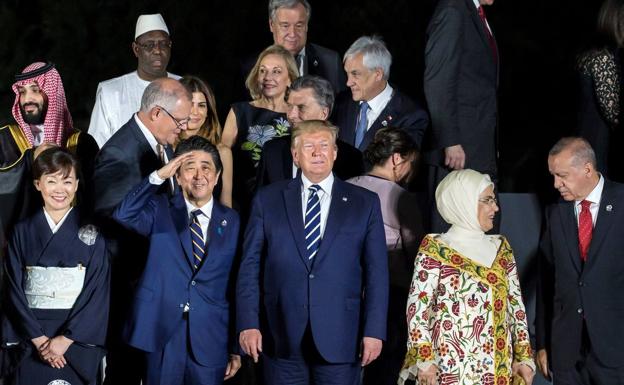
[472,0,481,9]
[576,174,604,206]
[365,82,393,113]
[43,207,73,234]
[301,172,334,194]
[185,197,214,220]
[134,113,160,155]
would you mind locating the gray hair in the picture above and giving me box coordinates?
[344,35,392,80]
[269,0,311,21]
[286,75,335,115]
[140,79,191,113]
[549,137,597,168]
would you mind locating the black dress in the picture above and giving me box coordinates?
[231,102,290,210]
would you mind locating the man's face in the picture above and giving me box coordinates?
[133,30,172,81]
[286,88,329,124]
[269,3,308,56]
[479,0,495,5]
[344,53,384,102]
[548,149,596,201]
[150,98,191,146]
[18,82,47,125]
[176,151,220,206]
[292,129,337,183]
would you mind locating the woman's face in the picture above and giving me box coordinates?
[257,54,291,99]
[34,168,78,214]
[186,91,208,135]
[477,185,499,232]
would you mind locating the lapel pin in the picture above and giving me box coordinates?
[313,59,318,67]
[388,115,393,121]
[381,120,388,127]
[606,205,613,212]
[342,197,348,202]
[221,219,228,226]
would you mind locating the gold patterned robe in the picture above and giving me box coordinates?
[400,235,533,385]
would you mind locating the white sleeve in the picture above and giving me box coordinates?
[88,83,113,148]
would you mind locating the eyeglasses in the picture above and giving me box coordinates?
[478,197,498,206]
[156,105,189,130]
[135,39,172,52]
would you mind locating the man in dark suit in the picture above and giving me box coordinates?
[92,77,191,384]
[333,36,428,152]
[423,0,499,232]
[112,136,241,384]
[241,0,346,98]
[237,120,389,384]
[257,75,363,187]
[536,137,624,384]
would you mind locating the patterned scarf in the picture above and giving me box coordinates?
[11,62,73,146]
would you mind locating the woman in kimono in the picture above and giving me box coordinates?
[1,147,109,385]
[399,169,534,385]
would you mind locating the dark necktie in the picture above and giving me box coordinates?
[304,185,322,260]
[296,53,306,75]
[190,210,206,269]
[578,200,593,262]
[477,6,498,63]
[354,101,370,149]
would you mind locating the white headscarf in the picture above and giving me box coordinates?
[435,169,501,267]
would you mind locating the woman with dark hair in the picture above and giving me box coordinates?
[577,0,624,180]
[348,127,423,385]
[1,147,109,385]
[179,75,233,207]
[221,44,298,210]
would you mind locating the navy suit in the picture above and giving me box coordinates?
[332,89,429,152]
[536,179,624,382]
[237,175,388,383]
[113,177,240,384]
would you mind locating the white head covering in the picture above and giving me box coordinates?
[436,169,501,267]
[135,14,169,39]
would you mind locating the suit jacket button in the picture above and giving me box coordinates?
[577,308,583,314]
[578,281,584,287]
[191,280,196,286]
[309,274,315,279]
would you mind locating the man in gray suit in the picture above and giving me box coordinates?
[423,0,499,232]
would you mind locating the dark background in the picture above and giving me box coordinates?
[0,0,601,194]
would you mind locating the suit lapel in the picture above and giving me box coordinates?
[362,91,398,149]
[466,0,494,56]
[171,193,194,269]
[282,137,294,180]
[313,179,349,266]
[283,177,311,271]
[197,203,227,273]
[557,201,582,274]
[585,181,616,270]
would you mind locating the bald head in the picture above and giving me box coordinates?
[138,78,192,146]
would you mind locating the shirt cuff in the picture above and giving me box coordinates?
[149,171,166,185]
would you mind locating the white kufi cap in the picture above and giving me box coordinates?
[135,13,169,39]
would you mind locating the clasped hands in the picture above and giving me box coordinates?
[32,335,74,369]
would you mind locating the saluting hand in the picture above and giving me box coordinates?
[156,151,196,180]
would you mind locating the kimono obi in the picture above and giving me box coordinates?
[24,265,86,309]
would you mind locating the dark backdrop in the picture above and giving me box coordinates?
[0,0,601,194]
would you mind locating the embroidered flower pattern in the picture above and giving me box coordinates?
[242,117,290,166]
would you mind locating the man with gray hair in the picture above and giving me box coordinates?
[88,13,180,148]
[536,137,624,384]
[257,75,363,186]
[332,35,428,152]
[241,0,346,98]
[92,77,191,384]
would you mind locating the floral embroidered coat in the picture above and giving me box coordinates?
[400,234,533,385]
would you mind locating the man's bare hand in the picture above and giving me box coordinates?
[444,144,466,170]
[360,337,382,366]
[536,349,550,380]
[239,329,262,363]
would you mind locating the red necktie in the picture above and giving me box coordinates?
[578,200,593,262]
[478,6,498,63]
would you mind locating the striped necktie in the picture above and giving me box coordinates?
[304,185,322,260]
[190,209,206,269]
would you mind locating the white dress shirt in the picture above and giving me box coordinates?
[88,71,180,147]
[363,83,393,132]
[472,0,492,33]
[300,173,334,237]
[574,175,604,227]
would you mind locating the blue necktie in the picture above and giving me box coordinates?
[190,210,206,269]
[304,185,322,260]
[354,101,370,149]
